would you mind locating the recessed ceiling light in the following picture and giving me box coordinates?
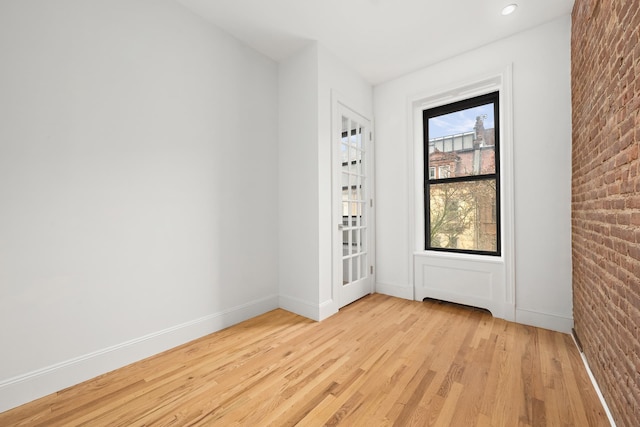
[501,4,518,15]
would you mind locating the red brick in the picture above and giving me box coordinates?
[572,1,640,426]
[618,212,631,225]
[626,195,640,209]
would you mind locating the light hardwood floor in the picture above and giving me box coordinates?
[0,294,609,426]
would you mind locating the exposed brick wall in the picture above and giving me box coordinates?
[572,1,640,426]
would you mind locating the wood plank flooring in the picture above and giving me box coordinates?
[0,294,610,426]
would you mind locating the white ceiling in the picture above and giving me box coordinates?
[177,0,574,85]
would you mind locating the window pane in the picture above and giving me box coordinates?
[352,229,359,255]
[343,258,350,284]
[342,202,349,220]
[341,142,349,164]
[342,231,349,256]
[353,256,360,281]
[429,179,497,252]
[428,103,496,179]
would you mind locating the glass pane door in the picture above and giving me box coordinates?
[341,115,368,290]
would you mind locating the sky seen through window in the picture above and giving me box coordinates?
[428,104,494,139]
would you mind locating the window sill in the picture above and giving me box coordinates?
[413,250,505,264]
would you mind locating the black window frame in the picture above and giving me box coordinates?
[423,91,501,256]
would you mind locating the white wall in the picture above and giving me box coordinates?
[0,0,279,411]
[278,42,372,320]
[373,16,573,332]
[278,44,320,317]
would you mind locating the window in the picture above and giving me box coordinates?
[438,165,450,179]
[423,91,500,255]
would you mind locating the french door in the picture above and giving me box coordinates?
[333,102,374,308]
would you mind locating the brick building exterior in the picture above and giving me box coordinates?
[571,0,640,425]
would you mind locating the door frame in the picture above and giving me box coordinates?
[331,94,375,309]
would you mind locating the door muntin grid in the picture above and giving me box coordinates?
[341,115,368,286]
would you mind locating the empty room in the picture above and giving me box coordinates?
[0,0,637,425]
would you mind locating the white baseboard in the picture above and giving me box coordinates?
[318,299,338,321]
[375,282,414,300]
[515,308,573,334]
[571,333,616,427]
[278,294,322,321]
[276,296,338,322]
[0,295,279,414]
